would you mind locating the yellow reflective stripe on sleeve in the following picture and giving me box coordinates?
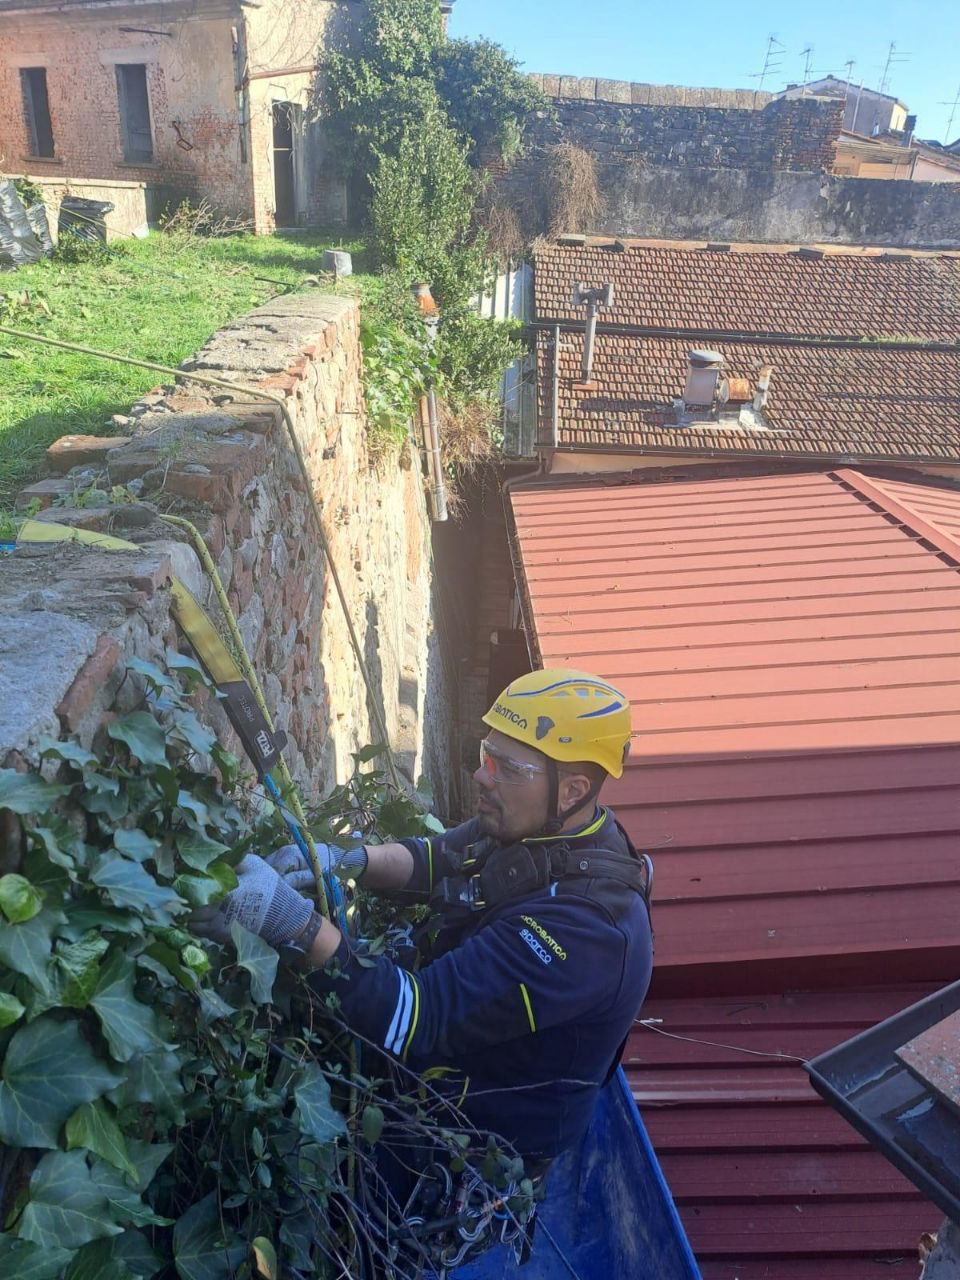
[401,974,421,1061]
[519,983,537,1033]
[425,838,433,890]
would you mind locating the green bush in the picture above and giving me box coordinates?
[0,655,512,1279]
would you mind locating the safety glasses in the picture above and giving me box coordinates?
[478,740,547,787]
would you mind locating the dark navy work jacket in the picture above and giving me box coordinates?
[309,808,653,1159]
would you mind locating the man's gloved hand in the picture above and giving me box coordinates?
[190,853,314,947]
[265,841,368,893]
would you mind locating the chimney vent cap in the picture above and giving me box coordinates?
[688,348,725,368]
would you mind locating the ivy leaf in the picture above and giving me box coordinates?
[362,1103,385,1145]
[66,1099,138,1180]
[30,824,81,875]
[171,711,217,757]
[126,656,177,694]
[0,991,25,1027]
[175,830,231,872]
[82,774,130,822]
[165,648,213,693]
[91,952,170,1063]
[0,908,59,996]
[64,1237,136,1280]
[172,1191,246,1280]
[60,903,144,940]
[114,829,160,863]
[25,835,77,888]
[108,712,168,768]
[92,1149,175,1229]
[29,932,110,1019]
[0,872,43,922]
[176,790,210,832]
[230,922,278,1005]
[293,1062,347,1144]
[38,736,99,770]
[110,1049,185,1124]
[0,768,69,814]
[0,1015,121,1148]
[91,854,185,921]
[0,1235,73,1279]
[252,1236,278,1280]
[19,1150,123,1250]
[174,860,238,908]
[114,1228,166,1279]
[196,987,234,1023]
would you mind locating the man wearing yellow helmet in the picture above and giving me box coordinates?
[196,668,652,1263]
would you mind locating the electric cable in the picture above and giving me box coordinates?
[636,1017,810,1064]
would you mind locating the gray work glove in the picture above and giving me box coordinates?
[265,841,368,894]
[190,853,313,948]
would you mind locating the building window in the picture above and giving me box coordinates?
[21,68,55,158]
[115,64,153,162]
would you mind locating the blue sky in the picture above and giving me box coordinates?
[449,1,960,143]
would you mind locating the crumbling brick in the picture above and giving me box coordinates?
[56,635,122,733]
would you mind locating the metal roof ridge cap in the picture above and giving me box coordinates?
[832,470,960,564]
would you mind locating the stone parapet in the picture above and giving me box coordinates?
[2,292,456,816]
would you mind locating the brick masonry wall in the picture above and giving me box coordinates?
[2,292,458,818]
[0,10,254,220]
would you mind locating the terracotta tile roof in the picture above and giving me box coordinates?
[533,240,960,464]
[534,241,960,340]
[536,330,960,462]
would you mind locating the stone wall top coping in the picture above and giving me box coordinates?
[529,73,775,110]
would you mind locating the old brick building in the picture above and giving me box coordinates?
[0,0,362,233]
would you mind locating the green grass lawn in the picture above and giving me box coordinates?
[0,229,370,506]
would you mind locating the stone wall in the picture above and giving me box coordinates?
[3,291,459,819]
[512,82,840,173]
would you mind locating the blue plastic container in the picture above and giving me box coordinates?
[459,1069,701,1279]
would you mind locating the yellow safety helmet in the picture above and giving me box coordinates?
[482,668,632,779]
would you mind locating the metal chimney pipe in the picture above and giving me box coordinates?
[572,282,614,384]
[551,324,560,447]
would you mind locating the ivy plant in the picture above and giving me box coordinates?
[0,656,529,1278]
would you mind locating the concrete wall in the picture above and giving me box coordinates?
[13,174,148,241]
[592,166,960,249]
[5,291,458,817]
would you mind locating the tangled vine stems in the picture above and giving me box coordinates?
[0,654,531,1280]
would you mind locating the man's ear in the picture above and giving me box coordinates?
[559,770,593,810]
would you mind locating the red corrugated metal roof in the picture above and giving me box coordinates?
[630,986,940,1278]
[508,468,960,1270]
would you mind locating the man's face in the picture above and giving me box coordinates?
[473,729,552,842]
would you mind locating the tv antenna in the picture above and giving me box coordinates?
[940,84,960,142]
[751,35,785,93]
[879,41,910,96]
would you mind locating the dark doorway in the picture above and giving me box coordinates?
[272,101,297,226]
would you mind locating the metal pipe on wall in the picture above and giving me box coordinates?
[425,389,449,523]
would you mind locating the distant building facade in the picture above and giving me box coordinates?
[781,74,910,138]
[0,0,363,233]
